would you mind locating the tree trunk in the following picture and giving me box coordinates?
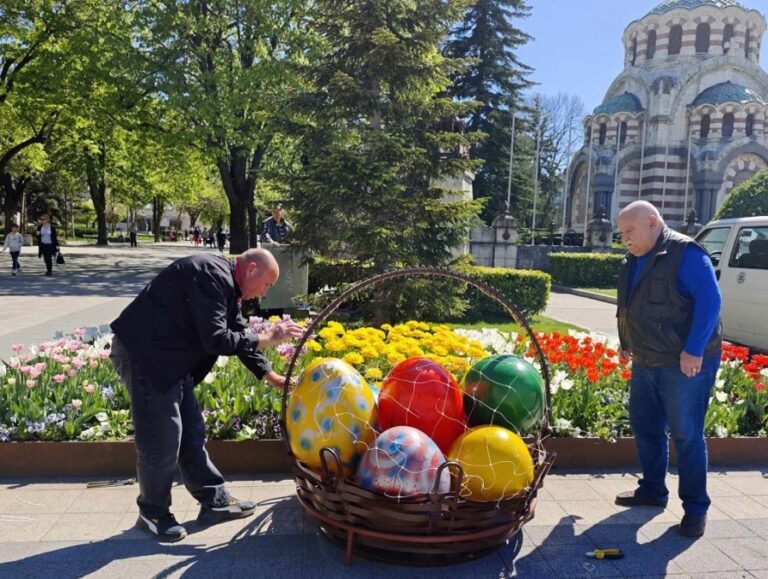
[1,173,22,236]
[217,157,251,254]
[152,196,164,242]
[248,195,259,248]
[85,145,109,246]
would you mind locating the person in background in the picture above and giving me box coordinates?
[129,222,138,247]
[2,223,23,276]
[262,204,292,245]
[614,201,722,538]
[216,228,227,253]
[36,213,59,277]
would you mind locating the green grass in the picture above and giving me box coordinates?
[581,288,617,298]
[444,315,583,335]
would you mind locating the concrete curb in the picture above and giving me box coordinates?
[552,284,618,305]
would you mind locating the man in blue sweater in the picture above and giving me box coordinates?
[615,201,722,538]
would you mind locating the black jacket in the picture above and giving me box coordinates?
[617,227,721,367]
[110,254,271,390]
[36,224,59,257]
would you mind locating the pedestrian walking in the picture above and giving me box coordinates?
[216,228,227,253]
[35,213,59,277]
[129,222,138,247]
[2,223,23,276]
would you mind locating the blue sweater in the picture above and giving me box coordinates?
[630,245,721,357]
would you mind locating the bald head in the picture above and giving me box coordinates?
[617,201,665,257]
[235,248,279,300]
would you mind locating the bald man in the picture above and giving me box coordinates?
[615,201,722,538]
[110,249,303,541]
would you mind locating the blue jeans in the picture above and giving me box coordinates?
[629,355,720,516]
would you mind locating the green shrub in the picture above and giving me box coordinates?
[716,170,768,219]
[461,265,551,320]
[548,252,623,288]
[307,258,550,322]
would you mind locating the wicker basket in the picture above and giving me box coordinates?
[280,267,556,566]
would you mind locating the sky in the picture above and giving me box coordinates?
[517,0,768,113]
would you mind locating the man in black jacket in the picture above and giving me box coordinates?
[110,248,303,541]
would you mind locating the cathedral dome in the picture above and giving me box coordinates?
[647,0,743,16]
[692,81,766,106]
[593,92,643,115]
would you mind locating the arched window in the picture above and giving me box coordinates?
[695,23,711,53]
[669,25,683,55]
[723,24,735,54]
[647,30,657,60]
[599,123,607,145]
[631,37,637,65]
[619,121,628,145]
[701,114,711,138]
[745,29,752,58]
[746,114,755,137]
[722,113,735,137]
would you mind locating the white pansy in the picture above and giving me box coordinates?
[216,356,229,368]
[715,425,728,438]
[715,391,727,403]
[95,412,109,423]
[204,372,216,384]
[761,368,768,379]
[454,328,516,355]
[79,427,97,440]
[554,418,572,433]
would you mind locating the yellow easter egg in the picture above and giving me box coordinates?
[447,426,534,501]
[287,358,375,476]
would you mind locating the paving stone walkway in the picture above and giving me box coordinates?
[0,468,766,578]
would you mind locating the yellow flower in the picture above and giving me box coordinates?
[365,367,383,380]
[307,340,323,352]
[343,352,364,366]
[268,315,280,322]
[326,339,346,353]
[430,345,448,357]
[318,327,339,340]
[361,347,379,359]
[381,323,393,331]
[387,351,406,365]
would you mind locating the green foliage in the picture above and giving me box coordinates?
[548,252,623,288]
[460,265,550,320]
[716,170,768,219]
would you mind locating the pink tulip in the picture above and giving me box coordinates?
[71,399,82,409]
[74,328,86,338]
[26,380,36,389]
[53,374,67,383]
[67,369,77,377]
[11,344,23,353]
[72,359,84,369]
[89,360,99,369]
[99,351,110,360]
[83,384,95,394]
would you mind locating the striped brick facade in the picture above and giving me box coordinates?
[567,0,768,231]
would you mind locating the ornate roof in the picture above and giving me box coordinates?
[593,92,643,115]
[692,82,766,106]
[647,0,743,16]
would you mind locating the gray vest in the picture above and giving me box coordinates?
[617,227,722,368]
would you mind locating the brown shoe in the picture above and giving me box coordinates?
[615,490,667,507]
[678,514,706,537]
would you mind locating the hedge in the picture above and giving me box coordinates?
[548,252,624,288]
[307,258,551,321]
[716,170,768,219]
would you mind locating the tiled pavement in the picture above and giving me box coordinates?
[0,468,766,578]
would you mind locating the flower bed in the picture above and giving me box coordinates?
[1,320,766,443]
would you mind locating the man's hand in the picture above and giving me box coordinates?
[258,320,305,348]
[264,371,297,390]
[680,351,704,378]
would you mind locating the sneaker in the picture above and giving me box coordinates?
[11,271,16,276]
[615,490,667,507]
[678,514,706,537]
[137,512,187,542]
[197,497,256,524]
[45,272,52,277]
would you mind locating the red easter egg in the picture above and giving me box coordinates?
[378,357,466,453]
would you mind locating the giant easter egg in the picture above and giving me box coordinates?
[447,425,534,501]
[287,358,375,476]
[357,426,450,497]
[378,357,466,453]
[462,355,545,434]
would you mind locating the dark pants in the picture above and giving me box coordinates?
[40,243,56,274]
[130,233,138,247]
[110,337,230,518]
[629,355,720,516]
[9,251,20,271]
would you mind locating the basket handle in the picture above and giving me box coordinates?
[319,446,344,488]
[280,267,553,457]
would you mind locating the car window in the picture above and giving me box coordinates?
[729,226,768,270]
[696,227,731,256]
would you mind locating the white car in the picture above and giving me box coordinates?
[696,216,768,352]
